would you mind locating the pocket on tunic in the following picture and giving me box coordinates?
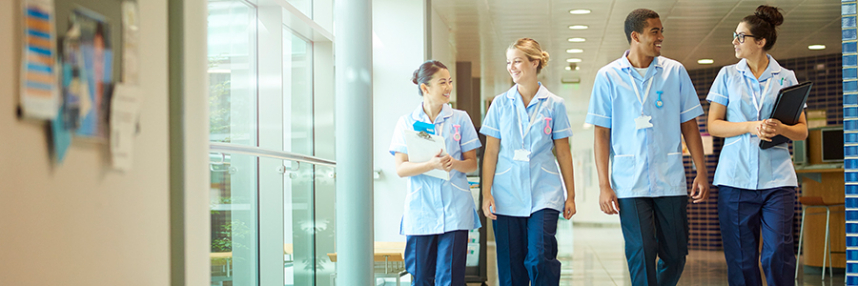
[665,152,685,187]
[611,155,636,190]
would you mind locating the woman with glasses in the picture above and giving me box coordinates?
[705,5,807,285]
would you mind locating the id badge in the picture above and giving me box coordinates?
[634,115,653,130]
[513,149,531,162]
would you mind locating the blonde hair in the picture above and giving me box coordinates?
[508,38,550,73]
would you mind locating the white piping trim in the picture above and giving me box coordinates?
[407,186,422,196]
[723,139,741,148]
[587,113,610,119]
[708,92,728,100]
[461,138,478,145]
[553,128,572,134]
[680,105,702,115]
[451,182,470,192]
[541,166,559,175]
[495,167,512,176]
[668,152,682,156]
[482,125,500,132]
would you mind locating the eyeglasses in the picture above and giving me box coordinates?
[732,32,757,44]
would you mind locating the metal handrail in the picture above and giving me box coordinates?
[209,142,336,167]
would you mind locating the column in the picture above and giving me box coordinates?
[334,0,374,284]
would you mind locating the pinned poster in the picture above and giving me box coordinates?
[68,8,113,140]
[121,1,140,85]
[109,84,141,171]
[20,0,60,120]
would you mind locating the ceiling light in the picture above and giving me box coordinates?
[565,66,572,71]
[697,59,714,65]
[569,9,591,15]
[808,45,826,50]
[568,37,586,42]
[566,48,583,53]
[575,66,580,70]
[568,25,589,30]
[567,58,582,63]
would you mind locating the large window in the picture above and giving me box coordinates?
[208,1,259,285]
[207,0,334,285]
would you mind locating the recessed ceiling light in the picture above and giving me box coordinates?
[567,58,582,63]
[565,66,572,71]
[568,37,586,42]
[697,59,714,65]
[569,9,591,15]
[575,66,580,70]
[568,25,589,30]
[566,48,584,53]
[808,45,826,50]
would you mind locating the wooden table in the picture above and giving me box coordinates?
[796,166,845,268]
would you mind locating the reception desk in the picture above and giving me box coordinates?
[796,164,845,268]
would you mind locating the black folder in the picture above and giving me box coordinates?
[759,81,812,149]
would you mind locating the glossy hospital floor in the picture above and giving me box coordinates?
[475,222,846,286]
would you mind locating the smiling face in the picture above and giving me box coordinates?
[506,48,539,84]
[733,21,765,59]
[633,17,664,58]
[420,68,453,105]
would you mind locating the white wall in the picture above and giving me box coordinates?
[372,0,427,243]
[430,7,457,102]
[0,0,182,285]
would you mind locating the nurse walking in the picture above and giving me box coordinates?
[586,9,709,286]
[389,60,482,286]
[706,6,806,285]
[481,38,577,286]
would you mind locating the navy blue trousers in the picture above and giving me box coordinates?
[617,196,688,286]
[493,208,561,286]
[405,230,468,286]
[718,186,796,286]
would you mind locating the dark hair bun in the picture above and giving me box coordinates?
[755,5,783,27]
[411,69,420,85]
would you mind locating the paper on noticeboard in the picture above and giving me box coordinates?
[403,129,449,181]
[20,0,60,120]
[110,84,141,171]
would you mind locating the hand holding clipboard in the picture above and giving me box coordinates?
[759,81,812,149]
[403,130,451,180]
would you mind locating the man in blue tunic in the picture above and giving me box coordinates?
[585,8,710,286]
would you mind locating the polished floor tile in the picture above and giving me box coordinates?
[477,221,846,286]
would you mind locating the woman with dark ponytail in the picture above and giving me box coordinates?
[705,5,806,285]
[388,60,482,286]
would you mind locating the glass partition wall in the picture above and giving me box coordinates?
[207,0,335,285]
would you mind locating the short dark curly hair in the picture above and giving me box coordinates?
[624,9,660,44]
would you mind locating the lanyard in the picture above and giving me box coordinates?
[627,69,655,115]
[514,95,545,149]
[744,76,772,120]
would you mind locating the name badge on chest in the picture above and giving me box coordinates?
[635,115,653,129]
[513,149,531,162]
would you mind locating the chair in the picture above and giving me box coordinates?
[795,196,844,280]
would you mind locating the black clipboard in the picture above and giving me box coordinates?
[759,81,812,149]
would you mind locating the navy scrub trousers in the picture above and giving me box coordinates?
[718,186,796,286]
[493,208,561,286]
[617,196,689,286]
[404,230,469,286]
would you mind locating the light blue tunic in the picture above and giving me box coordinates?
[706,55,799,190]
[586,51,704,198]
[389,103,483,235]
[479,83,574,217]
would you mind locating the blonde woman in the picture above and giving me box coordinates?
[480,38,576,286]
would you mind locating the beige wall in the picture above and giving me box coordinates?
[0,0,173,285]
